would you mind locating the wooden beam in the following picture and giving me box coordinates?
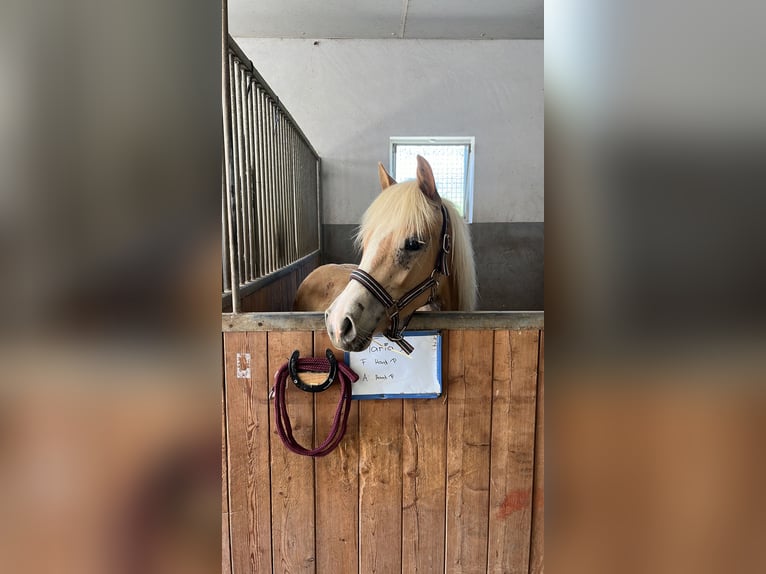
[223,311,544,332]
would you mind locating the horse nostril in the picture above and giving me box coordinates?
[340,316,355,340]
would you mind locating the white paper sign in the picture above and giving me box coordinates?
[346,331,442,399]
[236,352,251,379]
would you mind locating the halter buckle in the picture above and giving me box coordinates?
[443,232,451,254]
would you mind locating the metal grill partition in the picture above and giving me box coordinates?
[222,37,320,311]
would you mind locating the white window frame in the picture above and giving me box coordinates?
[389,136,475,223]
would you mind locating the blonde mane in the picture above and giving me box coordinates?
[355,180,477,311]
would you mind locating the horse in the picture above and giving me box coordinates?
[294,155,476,352]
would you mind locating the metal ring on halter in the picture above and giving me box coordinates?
[288,349,337,393]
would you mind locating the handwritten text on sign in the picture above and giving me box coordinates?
[347,331,441,399]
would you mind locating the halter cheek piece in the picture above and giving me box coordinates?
[349,204,451,355]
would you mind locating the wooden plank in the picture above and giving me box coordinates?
[359,398,403,573]
[268,331,316,572]
[487,330,539,573]
[222,384,229,514]
[223,311,545,332]
[402,393,447,573]
[313,331,359,573]
[445,330,494,572]
[224,331,272,573]
[529,331,544,574]
[222,512,232,574]
[222,386,231,574]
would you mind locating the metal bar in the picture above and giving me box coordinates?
[273,108,281,270]
[270,102,280,271]
[240,63,255,281]
[290,122,298,261]
[222,311,545,332]
[286,120,294,263]
[257,89,268,275]
[242,67,254,281]
[228,37,320,161]
[245,73,258,279]
[222,13,240,313]
[247,72,257,279]
[260,93,270,274]
[221,168,230,292]
[231,57,245,285]
[282,111,291,265]
[295,130,304,257]
[291,123,300,260]
[237,62,250,283]
[253,85,265,277]
[304,143,310,254]
[260,91,274,273]
[284,119,292,264]
[277,109,287,268]
[229,54,240,282]
[235,60,250,282]
[266,96,278,273]
[303,141,311,254]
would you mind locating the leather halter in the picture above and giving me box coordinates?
[349,204,451,355]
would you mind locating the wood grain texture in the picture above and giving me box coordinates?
[529,331,544,574]
[222,386,231,574]
[224,331,272,574]
[222,326,544,573]
[445,330,494,573]
[487,330,539,573]
[223,387,229,515]
[267,331,316,573]
[223,311,545,332]
[222,512,232,574]
[359,398,403,574]
[402,394,448,573]
[313,331,359,573]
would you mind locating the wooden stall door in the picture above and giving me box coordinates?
[223,328,544,574]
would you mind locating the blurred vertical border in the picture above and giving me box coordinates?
[0,1,222,573]
[547,0,766,572]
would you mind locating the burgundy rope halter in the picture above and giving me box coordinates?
[272,350,359,457]
[349,204,451,355]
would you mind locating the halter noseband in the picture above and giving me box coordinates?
[349,204,451,355]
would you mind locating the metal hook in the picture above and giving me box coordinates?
[288,350,337,393]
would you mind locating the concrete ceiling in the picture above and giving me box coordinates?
[229,0,543,40]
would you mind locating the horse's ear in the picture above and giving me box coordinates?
[378,162,396,190]
[416,155,439,200]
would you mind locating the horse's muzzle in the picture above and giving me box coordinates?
[325,307,372,352]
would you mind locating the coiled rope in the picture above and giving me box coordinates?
[272,355,359,457]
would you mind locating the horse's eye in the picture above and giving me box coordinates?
[403,237,423,251]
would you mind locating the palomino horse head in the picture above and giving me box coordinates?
[326,155,475,352]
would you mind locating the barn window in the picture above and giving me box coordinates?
[390,137,475,222]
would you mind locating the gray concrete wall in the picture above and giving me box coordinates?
[236,38,543,224]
